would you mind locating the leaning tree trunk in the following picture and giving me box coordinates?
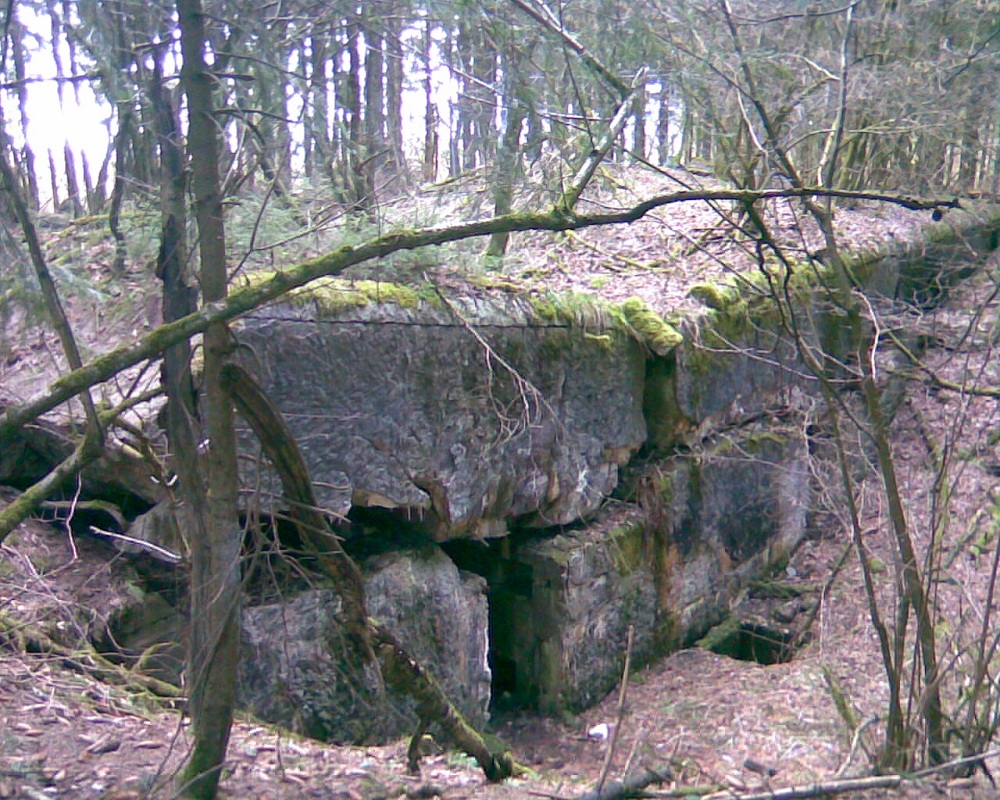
[176,1,242,797]
[218,362,522,783]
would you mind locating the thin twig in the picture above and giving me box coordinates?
[0,185,961,442]
[700,773,901,800]
[912,746,1000,778]
[89,526,183,564]
[596,625,635,795]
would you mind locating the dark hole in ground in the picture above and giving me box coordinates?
[701,620,795,666]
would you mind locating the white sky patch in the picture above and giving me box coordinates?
[3,9,678,210]
[6,4,112,210]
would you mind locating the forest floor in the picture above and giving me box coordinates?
[2,166,1000,798]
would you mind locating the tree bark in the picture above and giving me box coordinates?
[108,101,132,275]
[63,143,83,217]
[307,33,330,179]
[485,79,527,257]
[385,6,407,181]
[10,18,39,209]
[422,18,438,183]
[176,1,242,797]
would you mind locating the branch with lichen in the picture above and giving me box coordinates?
[0,186,959,440]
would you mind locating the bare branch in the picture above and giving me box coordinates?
[0,188,958,441]
[506,0,631,97]
[560,68,647,211]
[816,3,856,188]
[0,146,103,441]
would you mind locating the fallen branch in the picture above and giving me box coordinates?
[0,432,103,542]
[595,625,636,794]
[40,498,127,530]
[887,330,1000,398]
[0,187,959,444]
[0,611,184,703]
[584,748,1000,800]
[912,747,1000,779]
[700,774,902,800]
[375,621,520,782]
[577,765,675,800]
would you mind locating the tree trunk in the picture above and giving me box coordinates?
[469,25,497,170]
[385,7,407,182]
[63,144,82,217]
[342,16,369,211]
[422,18,438,183]
[108,102,132,275]
[47,150,60,210]
[255,24,294,194]
[307,33,330,180]
[10,19,39,209]
[485,84,527,257]
[176,1,242,797]
[363,12,385,154]
[631,83,647,161]
[81,151,96,214]
[657,82,673,165]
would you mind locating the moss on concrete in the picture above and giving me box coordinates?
[620,297,683,355]
[689,281,744,312]
[243,272,435,315]
[527,291,619,331]
[608,519,647,576]
[298,277,429,313]
[695,616,742,652]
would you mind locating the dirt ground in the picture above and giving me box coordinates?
[3,517,995,800]
[3,173,1000,799]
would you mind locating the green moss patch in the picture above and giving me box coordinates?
[294,277,426,313]
[243,272,434,316]
[608,519,647,576]
[689,282,744,312]
[620,297,683,355]
[528,291,618,330]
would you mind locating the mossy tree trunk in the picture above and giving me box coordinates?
[218,361,521,783]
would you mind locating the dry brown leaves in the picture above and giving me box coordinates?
[2,166,998,799]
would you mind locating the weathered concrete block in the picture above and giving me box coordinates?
[239,546,490,743]
[235,289,646,541]
[653,213,1000,450]
[655,424,810,639]
[509,505,660,713]
[491,422,809,714]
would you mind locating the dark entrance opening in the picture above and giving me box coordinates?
[442,535,538,714]
[699,619,795,666]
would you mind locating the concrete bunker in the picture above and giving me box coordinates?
[19,208,998,743]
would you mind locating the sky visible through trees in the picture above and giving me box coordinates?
[6,0,994,217]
